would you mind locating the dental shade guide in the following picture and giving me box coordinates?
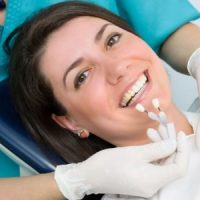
[135,98,168,124]
[158,111,168,124]
[152,98,168,124]
[135,103,159,122]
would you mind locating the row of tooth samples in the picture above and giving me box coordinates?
[135,98,160,113]
[135,98,168,123]
[121,74,147,107]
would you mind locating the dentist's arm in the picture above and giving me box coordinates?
[162,22,200,148]
[160,22,200,74]
[0,173,64,200]
[55,137,188,199]
[0,137,189,200]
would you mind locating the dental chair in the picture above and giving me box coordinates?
[0,66,198,177]
[0,78,65,176]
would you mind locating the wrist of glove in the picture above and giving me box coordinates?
[187,48,200,78]
[55,163,92,199]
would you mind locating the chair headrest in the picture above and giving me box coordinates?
[0,79,65,173]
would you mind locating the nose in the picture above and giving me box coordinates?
[105,57,129,85]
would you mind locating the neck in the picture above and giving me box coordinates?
[164,103,193,135]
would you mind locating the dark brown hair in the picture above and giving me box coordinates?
[6,1,134,164]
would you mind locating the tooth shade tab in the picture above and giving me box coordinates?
[135,103,145,112]
[120,73,147,107]
[152,98,160,109]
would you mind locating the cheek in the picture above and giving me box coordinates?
[151,59,172,108]
[122,34,153,57]
[66,83,109,120]
[128,35,172,106]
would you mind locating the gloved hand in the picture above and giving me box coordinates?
[187,48,200,148]
[101,123,189,200]
[147,123,189,165]
[55,133,189,200]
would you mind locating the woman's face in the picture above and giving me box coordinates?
[40,16,171,146]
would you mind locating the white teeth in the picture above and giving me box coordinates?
[121,73,147,107]
[135,84,141,93]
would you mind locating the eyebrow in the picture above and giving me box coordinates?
[95,23,112,42]
[63,57,83,87]
[63,23,112,87]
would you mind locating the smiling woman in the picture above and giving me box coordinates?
[6,0,191,170]
[40,15,174,148]
[6,2,128,163]
[5,1,198,200]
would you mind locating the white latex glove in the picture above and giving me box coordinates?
[147,123,189,165]
[147,123,177,143]
[101,123,189,200]
[147,123,190,200]
[187,48,200,148]
[55,135,189,200]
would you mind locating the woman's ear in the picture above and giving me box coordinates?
[51,113,80,132]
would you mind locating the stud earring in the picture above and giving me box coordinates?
[77,129,90,138]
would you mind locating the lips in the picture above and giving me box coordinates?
[120,71,149,107]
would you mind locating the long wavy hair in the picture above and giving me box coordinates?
[6,0,134,167]
[5,2,135,199]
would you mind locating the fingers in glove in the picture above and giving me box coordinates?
[147,123,171,142]
[143,139,176,162]
[153,131,189,185]
[147,128,162,142]
[148,112,160,122]
[158,111,168,124]
[158,131,187,166]
[148,125,173,165]
[166,123,176,140]
[174,131,190,170]
[158,124,169,140]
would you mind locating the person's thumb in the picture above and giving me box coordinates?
[154,131,189,181]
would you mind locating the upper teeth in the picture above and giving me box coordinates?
[121,74,147,107]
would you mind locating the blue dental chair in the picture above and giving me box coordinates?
[0,78,65,175]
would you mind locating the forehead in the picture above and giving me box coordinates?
[42,16,111,60]
[40,16,111,83]
[49,16,109,43]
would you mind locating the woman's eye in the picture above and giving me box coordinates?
[106,33,121,49]
[74,70,90,89]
